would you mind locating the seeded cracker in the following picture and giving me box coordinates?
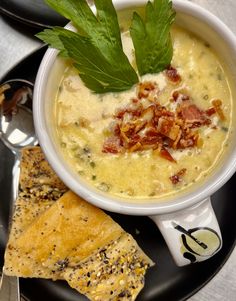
[4,147,67,279]
[4,147,154,300]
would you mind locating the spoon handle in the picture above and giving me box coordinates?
[11,156,20,207]
[0,274,20,301]
[0,155,21,301]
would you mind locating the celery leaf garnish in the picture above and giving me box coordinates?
[36,0,138,93]
[130,0,176,76]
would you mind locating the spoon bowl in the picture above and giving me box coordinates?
[0,79,38,153]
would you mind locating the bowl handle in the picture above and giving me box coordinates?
[150,197,222,266]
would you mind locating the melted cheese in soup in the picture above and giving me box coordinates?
[54,25,232,201]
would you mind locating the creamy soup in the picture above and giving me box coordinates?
[54,21,232,201]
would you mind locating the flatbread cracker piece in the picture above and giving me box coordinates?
[5,190,154,300]
[64,232,153,301]
[19,147,66,191]
[4,147,154,300]
[10,191,124,277]
[4,147,67,279]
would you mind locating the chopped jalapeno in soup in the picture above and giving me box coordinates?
[55,24,232,201]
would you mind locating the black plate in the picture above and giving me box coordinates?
[0,0,67,28]
[0,47,236,301]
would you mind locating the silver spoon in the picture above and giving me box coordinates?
[0,79,38,301]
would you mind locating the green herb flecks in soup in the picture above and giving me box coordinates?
[36,0,232,201]
[55,25,232,200]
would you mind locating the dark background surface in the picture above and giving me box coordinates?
[0,0,67,28]
[0,47,236,301]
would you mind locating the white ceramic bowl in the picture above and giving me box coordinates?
[33,0,236,215]
[33,0,236,265]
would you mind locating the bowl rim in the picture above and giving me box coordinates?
[33,0,236,216]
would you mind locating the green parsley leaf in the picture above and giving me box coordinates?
[130,0,176,76]
[37,0,138,93]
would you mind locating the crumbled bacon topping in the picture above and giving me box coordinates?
[102,136,122,154]
[137,81,157,99]
[102,78,225,163]
[180,104,203,122]
[205,107,216,116]
[165,65,181,84]
[212,99,225,121]
[170,168,187,184]
[160,148,176,162]
[170,88,191,104]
